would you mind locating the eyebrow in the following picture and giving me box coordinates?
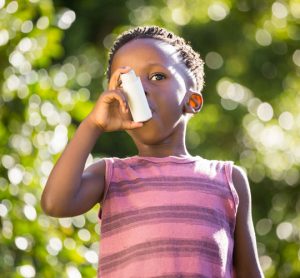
[146,62,167,68]
[146,62,184,71]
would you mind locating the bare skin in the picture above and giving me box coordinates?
[41,38,263,277]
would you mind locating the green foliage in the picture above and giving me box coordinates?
[0,0,299,277]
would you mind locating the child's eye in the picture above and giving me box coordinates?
[149,73,166,81]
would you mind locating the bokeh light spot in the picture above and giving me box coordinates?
[8,165,24,185]
[285,168,299,186]
[59,217,72,228]
[259,125,284,149]
[6,1,18,14]
[47,237,63,255]
[259,255,273,272]
[23,205,37,221]
[205,51,223,69]
[292,49,300,67]
[29,112,42,126]
[72,215,86,228]
[1,155,15,169]
[6,74,20,91]
[291,3,300,18]
[58,9,76,30]
[76,72,91,87]
[18,265,36,278]
[272,2,288,19]
[9,51,26,68]
[41,160,53,177]
[24,193,37,206]
[0,203,8,217]
[276,222,293,240]
[221,98,238,110]
[15,237,29,250]
[172,7,191,25]
[19,38,32,52]
[21,21,33,33]
[66,266,82,278]
[78,228,91,242]
[49,124,68,154]
[37,16,49,30]
[207,2,229,21]
[0,0,5,9]
[85,250,98,264]
[256,29,272,46]
[0,29,9,46]
[54,71,68,87]
[64,238,76,250]
[257,102,273,122]
[58,89,73,105]
[256,218,272,236]
[278,111,294,130]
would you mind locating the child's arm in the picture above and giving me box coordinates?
[232,165,264,277]
[41,67,142,217]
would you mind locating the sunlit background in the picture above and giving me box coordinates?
[0,0,299,277]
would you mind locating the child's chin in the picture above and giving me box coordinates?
[129,122,166,144]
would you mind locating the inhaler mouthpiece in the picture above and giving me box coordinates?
[120,70,152,122]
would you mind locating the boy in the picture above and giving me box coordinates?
[41,26,263,277]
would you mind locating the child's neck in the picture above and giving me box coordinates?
[137,144,191,158]
[131,120,191,158]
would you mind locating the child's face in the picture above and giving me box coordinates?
[110,38,194,145]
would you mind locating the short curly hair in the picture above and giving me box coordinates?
[106,26,205,92]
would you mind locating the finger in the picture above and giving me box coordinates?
[108,66,131,90]
[102,90,127,111]
[114,90,129,113]
[122,121,144,130]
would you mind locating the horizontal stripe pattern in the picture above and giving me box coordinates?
[112,156,200,170]
[98,156,238,277]
[106,176,230,200]
[149,274,210,278]
[101,205,234,237]
[100,238,221,274]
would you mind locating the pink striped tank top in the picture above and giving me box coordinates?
[98,155,239,278]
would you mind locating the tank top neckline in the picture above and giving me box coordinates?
[129,155,203,164]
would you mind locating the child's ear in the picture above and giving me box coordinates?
[183,92,203,114]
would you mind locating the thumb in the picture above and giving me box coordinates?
[122,121,144,130]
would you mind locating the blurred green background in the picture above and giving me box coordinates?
[0,0,299,277]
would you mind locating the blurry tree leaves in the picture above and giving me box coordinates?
[0,0,299,277]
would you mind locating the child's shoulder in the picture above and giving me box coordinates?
[231,164,251,201]
[84,158,106,176]
[87,156,136,174]
[195,158,248,205]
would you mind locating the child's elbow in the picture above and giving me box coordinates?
[41,191,78,217]
[40,193,60,217]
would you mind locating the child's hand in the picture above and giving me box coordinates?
[85,67,143,132]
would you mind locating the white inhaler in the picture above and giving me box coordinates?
[120,69,152,122]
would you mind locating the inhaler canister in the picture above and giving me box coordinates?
[120,70,152,122]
